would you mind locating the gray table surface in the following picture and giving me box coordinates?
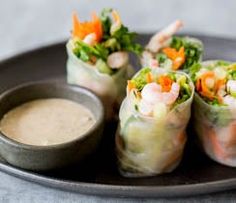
[1,0,236,202]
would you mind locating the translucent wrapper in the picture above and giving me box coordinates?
[193,93,236,166]
[116,73,194,177]
[66,41,134,119]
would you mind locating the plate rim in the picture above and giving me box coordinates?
[1,161,236,198]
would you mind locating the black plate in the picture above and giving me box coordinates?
[1,34,236,198]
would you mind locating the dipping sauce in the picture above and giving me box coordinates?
[0,98,96,146]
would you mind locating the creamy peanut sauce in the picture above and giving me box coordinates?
[0,98,96,146]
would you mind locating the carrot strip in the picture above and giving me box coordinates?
[162,47,177,60]
[225,121,236,148]
[146,72,153,83]
[196,78,201,92]
[208,128,226,160]
[136,91,142,99]
[72,12,81,38]
[162,150,182,172]
[158,75,173,92]
[71,12,103,42]
[162,46,185,70]
[177,131,186,145]
[127,80,135,92]
[197,71,215,100]
[215,79,226,91]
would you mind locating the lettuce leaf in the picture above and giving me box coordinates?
[131,67,151,91]
[73,40,109,61]
[188,62,201,82]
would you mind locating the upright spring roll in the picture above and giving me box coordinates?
[67,8,143,119]
[116,67,194,177]
[191,60,236,166]
[141,20,203,72]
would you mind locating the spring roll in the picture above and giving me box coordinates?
[116,67,194,177]
[66,8,143,119]
[191,60,236,166]
[141,20,203,72]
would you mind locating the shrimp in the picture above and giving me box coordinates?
[139,82,180,116]
[83,33,97,46]
[223,95,236,109]
[161,82,180,105]
[140,51,155,67]
[107,51,129,69]
[149,59,159,69]
[141,83,163,105]
[146,20,183,53]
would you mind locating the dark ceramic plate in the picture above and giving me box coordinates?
[1,34,236,198]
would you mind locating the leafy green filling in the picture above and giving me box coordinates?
[170,36,203,70]
[73,40,109,61]
[131,67,151,91]
[72,8,143,75]
[174,74,192,105]
[130,68,192,106]
[157,36,203,70]
[188,62,201,82]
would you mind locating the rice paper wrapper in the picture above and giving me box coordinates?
[116,79,194,177]
[193,93,236,166]
[66,41,134,119]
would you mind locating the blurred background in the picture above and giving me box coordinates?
[0,0,236,60]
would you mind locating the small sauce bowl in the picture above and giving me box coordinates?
[0,81,104,171]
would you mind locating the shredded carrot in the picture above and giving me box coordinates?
[146,72,153,83]
[162,47,176,59]
[201,72,214,94]
[207,128,226,160]
[215,79,226,91]
[162,46,185,70]
[72,12,81,38]
[217,94,223,104]
[196,71,215,100]
[158,75,173,92]
[225,121,236,148]
[162,150,181,172]
[136,91,142,99]
[196,78,202,92]
[72,12,103,42]
[215,79,226,103]
[127,80,135,92]
[178,131,186,144]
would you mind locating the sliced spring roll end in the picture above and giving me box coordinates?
[116,70,193,177]
[66,41,133,120]
[193,60,236,167]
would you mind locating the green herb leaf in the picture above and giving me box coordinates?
[188,62,201,82]
[112,25,143,55]
[131,67,151,91]
[156,53,168,64]
[100,8,112,39]
[170,36,203,70]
